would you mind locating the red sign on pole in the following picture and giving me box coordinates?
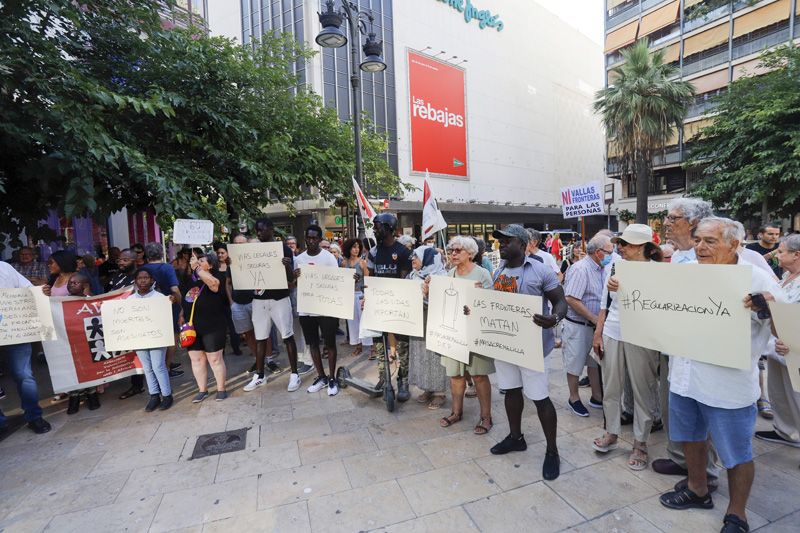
[408,50,468,178]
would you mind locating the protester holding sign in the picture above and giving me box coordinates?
[183,249,229,403]
[487,225,567,481]
[756,234,800,448]
[228,234,258,361]
[0,262,52,436]
[591,224,662,471]
[367,213,413,401]
[142,242,184,379]
[341,238,372,357]
[658,217,784,533]
[294,225,341,396]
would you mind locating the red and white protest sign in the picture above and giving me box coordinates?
[408,50,468,178]
[43,288,143,393]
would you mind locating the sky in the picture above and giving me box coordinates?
[533,0,605,46]
[207,0,606,46]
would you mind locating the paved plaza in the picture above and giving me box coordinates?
[1,346,799,533]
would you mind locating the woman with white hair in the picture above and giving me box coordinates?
[408,245,449,409]
[424,236,495,434]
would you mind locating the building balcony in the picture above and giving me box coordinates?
[606,147,682,175]
[607,1,640,29]
[683,3,731,33]
[641,0,669,13]
[732,26,791,60]
[687,98,720,118]
[683,48,729,76]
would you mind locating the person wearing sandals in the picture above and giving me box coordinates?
[341,238,373,357]
[486,225,567,481]
[657,217,785,533]
[183,249,229,403]
[591,224,662,471]
[408,245,449,410]
[430,237,495,433]
[132,269,173,411]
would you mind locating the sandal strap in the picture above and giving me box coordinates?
[722,514,749,533]
[664,488,707,506]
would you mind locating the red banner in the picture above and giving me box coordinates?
[408,51,468,178]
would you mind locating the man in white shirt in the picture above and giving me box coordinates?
[652,197,720,486]
[659,217,784,533]
[0,262,52,436]
[526,229,561,279]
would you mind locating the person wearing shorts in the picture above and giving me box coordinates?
[487,225,567,481]
[245,217,301,393]
[229,234,257,359]
[293,225,342,396]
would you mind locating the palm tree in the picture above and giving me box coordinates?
[594,40,695,224]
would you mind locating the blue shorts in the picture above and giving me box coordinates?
[669,392,756,469]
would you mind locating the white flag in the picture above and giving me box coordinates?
[352,178,376,242]
[422,171,447,241]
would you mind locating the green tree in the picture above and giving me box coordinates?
[686,46,800,223]
[594,40,695,224]
[0,0,403,247]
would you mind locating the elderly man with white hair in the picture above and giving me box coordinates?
[659,217,784,533]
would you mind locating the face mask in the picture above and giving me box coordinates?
[600,255,612,267]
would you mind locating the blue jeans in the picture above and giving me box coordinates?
[0,343,44,425]
[135,348,171,396]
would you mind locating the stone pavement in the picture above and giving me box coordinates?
[1,345,799,533]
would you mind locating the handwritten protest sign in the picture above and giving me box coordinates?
[297,265,355,320]
[228,242,288,290]
[467,288,544,372]
[102,296,175,352]
[768,301,800,393]
[616,261,751,369]
[560,181,603,219]
[362,277,424,337]
[173,219,214,244]
[0,287,56,345]
[425,276,473,364]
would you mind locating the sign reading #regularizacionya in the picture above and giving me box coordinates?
[434,0,504,32]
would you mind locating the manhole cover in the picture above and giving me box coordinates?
[190,428,248,460]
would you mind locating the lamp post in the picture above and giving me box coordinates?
[316,0,386,240]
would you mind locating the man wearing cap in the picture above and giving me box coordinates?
[659,217,784,533]
[487,224,567,481]
[562,232,612,417]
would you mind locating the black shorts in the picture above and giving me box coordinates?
[188,328,227,353]
[299,315,338,348]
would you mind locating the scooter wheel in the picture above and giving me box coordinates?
[384,387,395,412]
[336,367,349,389]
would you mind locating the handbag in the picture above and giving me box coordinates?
[179,286,203,348]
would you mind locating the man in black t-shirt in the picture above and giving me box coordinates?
[746,224,782,278]
[367,213,413,401]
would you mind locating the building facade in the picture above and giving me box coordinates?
[240,0,608,243]
[604,0,800,231]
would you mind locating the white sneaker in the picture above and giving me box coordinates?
[307,376,328,393]
[243,374,266,392]
[327,379,339,397]
[287,373,301,392]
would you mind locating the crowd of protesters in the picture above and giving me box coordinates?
[2,203,799,533]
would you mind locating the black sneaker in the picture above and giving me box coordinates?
[542,451,560,480]
[0,386,5,400]
[659,487,713,510]
[27,418,52,434]
[490,433,527,455]
[86,392,101,411]
[755,430,800,448]
[170,362,182,370]
[588,397,603,409]
[145,394,161,412]
[298,363,314,376]
[266,361,282,374]
[674,476,719,494]
[169,369,184,378]
[578,376,590,388]
[568,399,589,417]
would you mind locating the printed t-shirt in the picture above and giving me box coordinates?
[252,242,293,301]
[367,241,412,279]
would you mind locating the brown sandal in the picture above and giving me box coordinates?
[474,416,493,435]
[440,412,462,428]
[427,395,446,409]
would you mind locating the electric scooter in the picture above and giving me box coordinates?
[336,332,395,412]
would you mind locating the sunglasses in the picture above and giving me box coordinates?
[447,247,464,254]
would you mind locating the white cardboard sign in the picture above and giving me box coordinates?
[769,301,800,393]
[173,219,214,244]
[362,277,424,337]
[560,181,604,219]
[425,276,473,364]
[0,286,57,345]
[297,265,355,320]
[228,242,288,290]
[101,296,175,352]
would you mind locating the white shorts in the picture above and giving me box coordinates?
[252,297,294,340]
[561,320,597,376]
[495,358,550,401]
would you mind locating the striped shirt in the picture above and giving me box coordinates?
[563,256,604,321]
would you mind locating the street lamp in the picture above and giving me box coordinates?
[316,0,387,240]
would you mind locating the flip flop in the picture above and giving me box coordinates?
[592,433,619,453]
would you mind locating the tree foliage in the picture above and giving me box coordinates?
[0,0,404,246]
[686,46,800,222]
[594,40,695,223]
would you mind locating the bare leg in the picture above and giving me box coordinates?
[308,341,325,377]
[206,351,227,392]
[567,373,580,403]
[188,350,208,392]
[726,462,754,522]
[533,397,558,454]
[242,330,257,356]
[684,440,709,496]
[284,336,298,374]
[505,388,524,437]
[473,375,492,419]
[450,376,466,416]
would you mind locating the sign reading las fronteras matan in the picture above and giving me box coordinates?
[616,261,751,369]
[560,181,604,219]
